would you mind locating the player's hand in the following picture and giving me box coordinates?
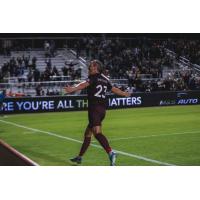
[64,86,74,93]
[124,91,131,97]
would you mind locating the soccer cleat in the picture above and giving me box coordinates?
[109,151,117,166]
[70,156,82,164]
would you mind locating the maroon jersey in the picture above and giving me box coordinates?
[86,73,113,106]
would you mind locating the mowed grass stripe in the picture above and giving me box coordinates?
[0,119,174,166]
[1,105,200,165]
[106,130,200,142]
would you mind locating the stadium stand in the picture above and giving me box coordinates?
[0,42,87,96]
[70,36,200,93]
[0,35,200,96]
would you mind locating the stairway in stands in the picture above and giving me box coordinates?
[1,48,87,82]
[10,49,76,73]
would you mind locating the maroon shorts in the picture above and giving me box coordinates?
[88,104,106,128]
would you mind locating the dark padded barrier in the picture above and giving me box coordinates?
[1,91,200,114]
[0,140,38,166]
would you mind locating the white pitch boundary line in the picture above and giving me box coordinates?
[23,130,38,135]
[105,130,200,142]
[0,119,175,166]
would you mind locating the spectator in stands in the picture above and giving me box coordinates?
[45,58,52,68]
[50,40,56,57]
[62,66,69,76]
[44,40,50,58]
[74,67,82,79]
[46,89,60,96]
[27,69,33,82]
[23,55,30,68]
[189,76,197,90]
[52,66,59,76]
[46,89,50,96]
[133,74,143,92]
[32,56,37,69]
[33,68,40,82]
[35,84,42,96]
[41,66,52,81]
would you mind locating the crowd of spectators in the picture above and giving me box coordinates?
[73,36,200,92]
[124,69,200,93]
[0,39,82,83]
[74,36,174,79]
[165,39,200,64]
[0,56,82,83]
[0,55,37,80]
[35,84,61,96]
[1,37,200,94]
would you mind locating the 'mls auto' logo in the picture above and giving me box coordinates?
[160,100,176,106]
[176,92,199,105]
[177,99,198,105]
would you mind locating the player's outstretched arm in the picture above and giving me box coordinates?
[111,87,131,97]
[64,81,89,93]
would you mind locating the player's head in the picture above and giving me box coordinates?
[88,60,103,75]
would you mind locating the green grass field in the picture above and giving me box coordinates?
[0,105,200,166]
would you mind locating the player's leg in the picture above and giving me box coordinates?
[93,126,117,166]
[91,106,117,165]
[70,126,93,164]
[78,126,93,157]
[93,126,112,154]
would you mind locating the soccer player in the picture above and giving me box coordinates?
[0,90,6,117]
[65,60,130,166]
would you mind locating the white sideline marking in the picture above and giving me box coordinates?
[0,119,175,166]
[107,130,200,142]
[23,131,37,135]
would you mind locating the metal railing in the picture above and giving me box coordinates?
[165,48,200,74]
[0,79,129,97]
